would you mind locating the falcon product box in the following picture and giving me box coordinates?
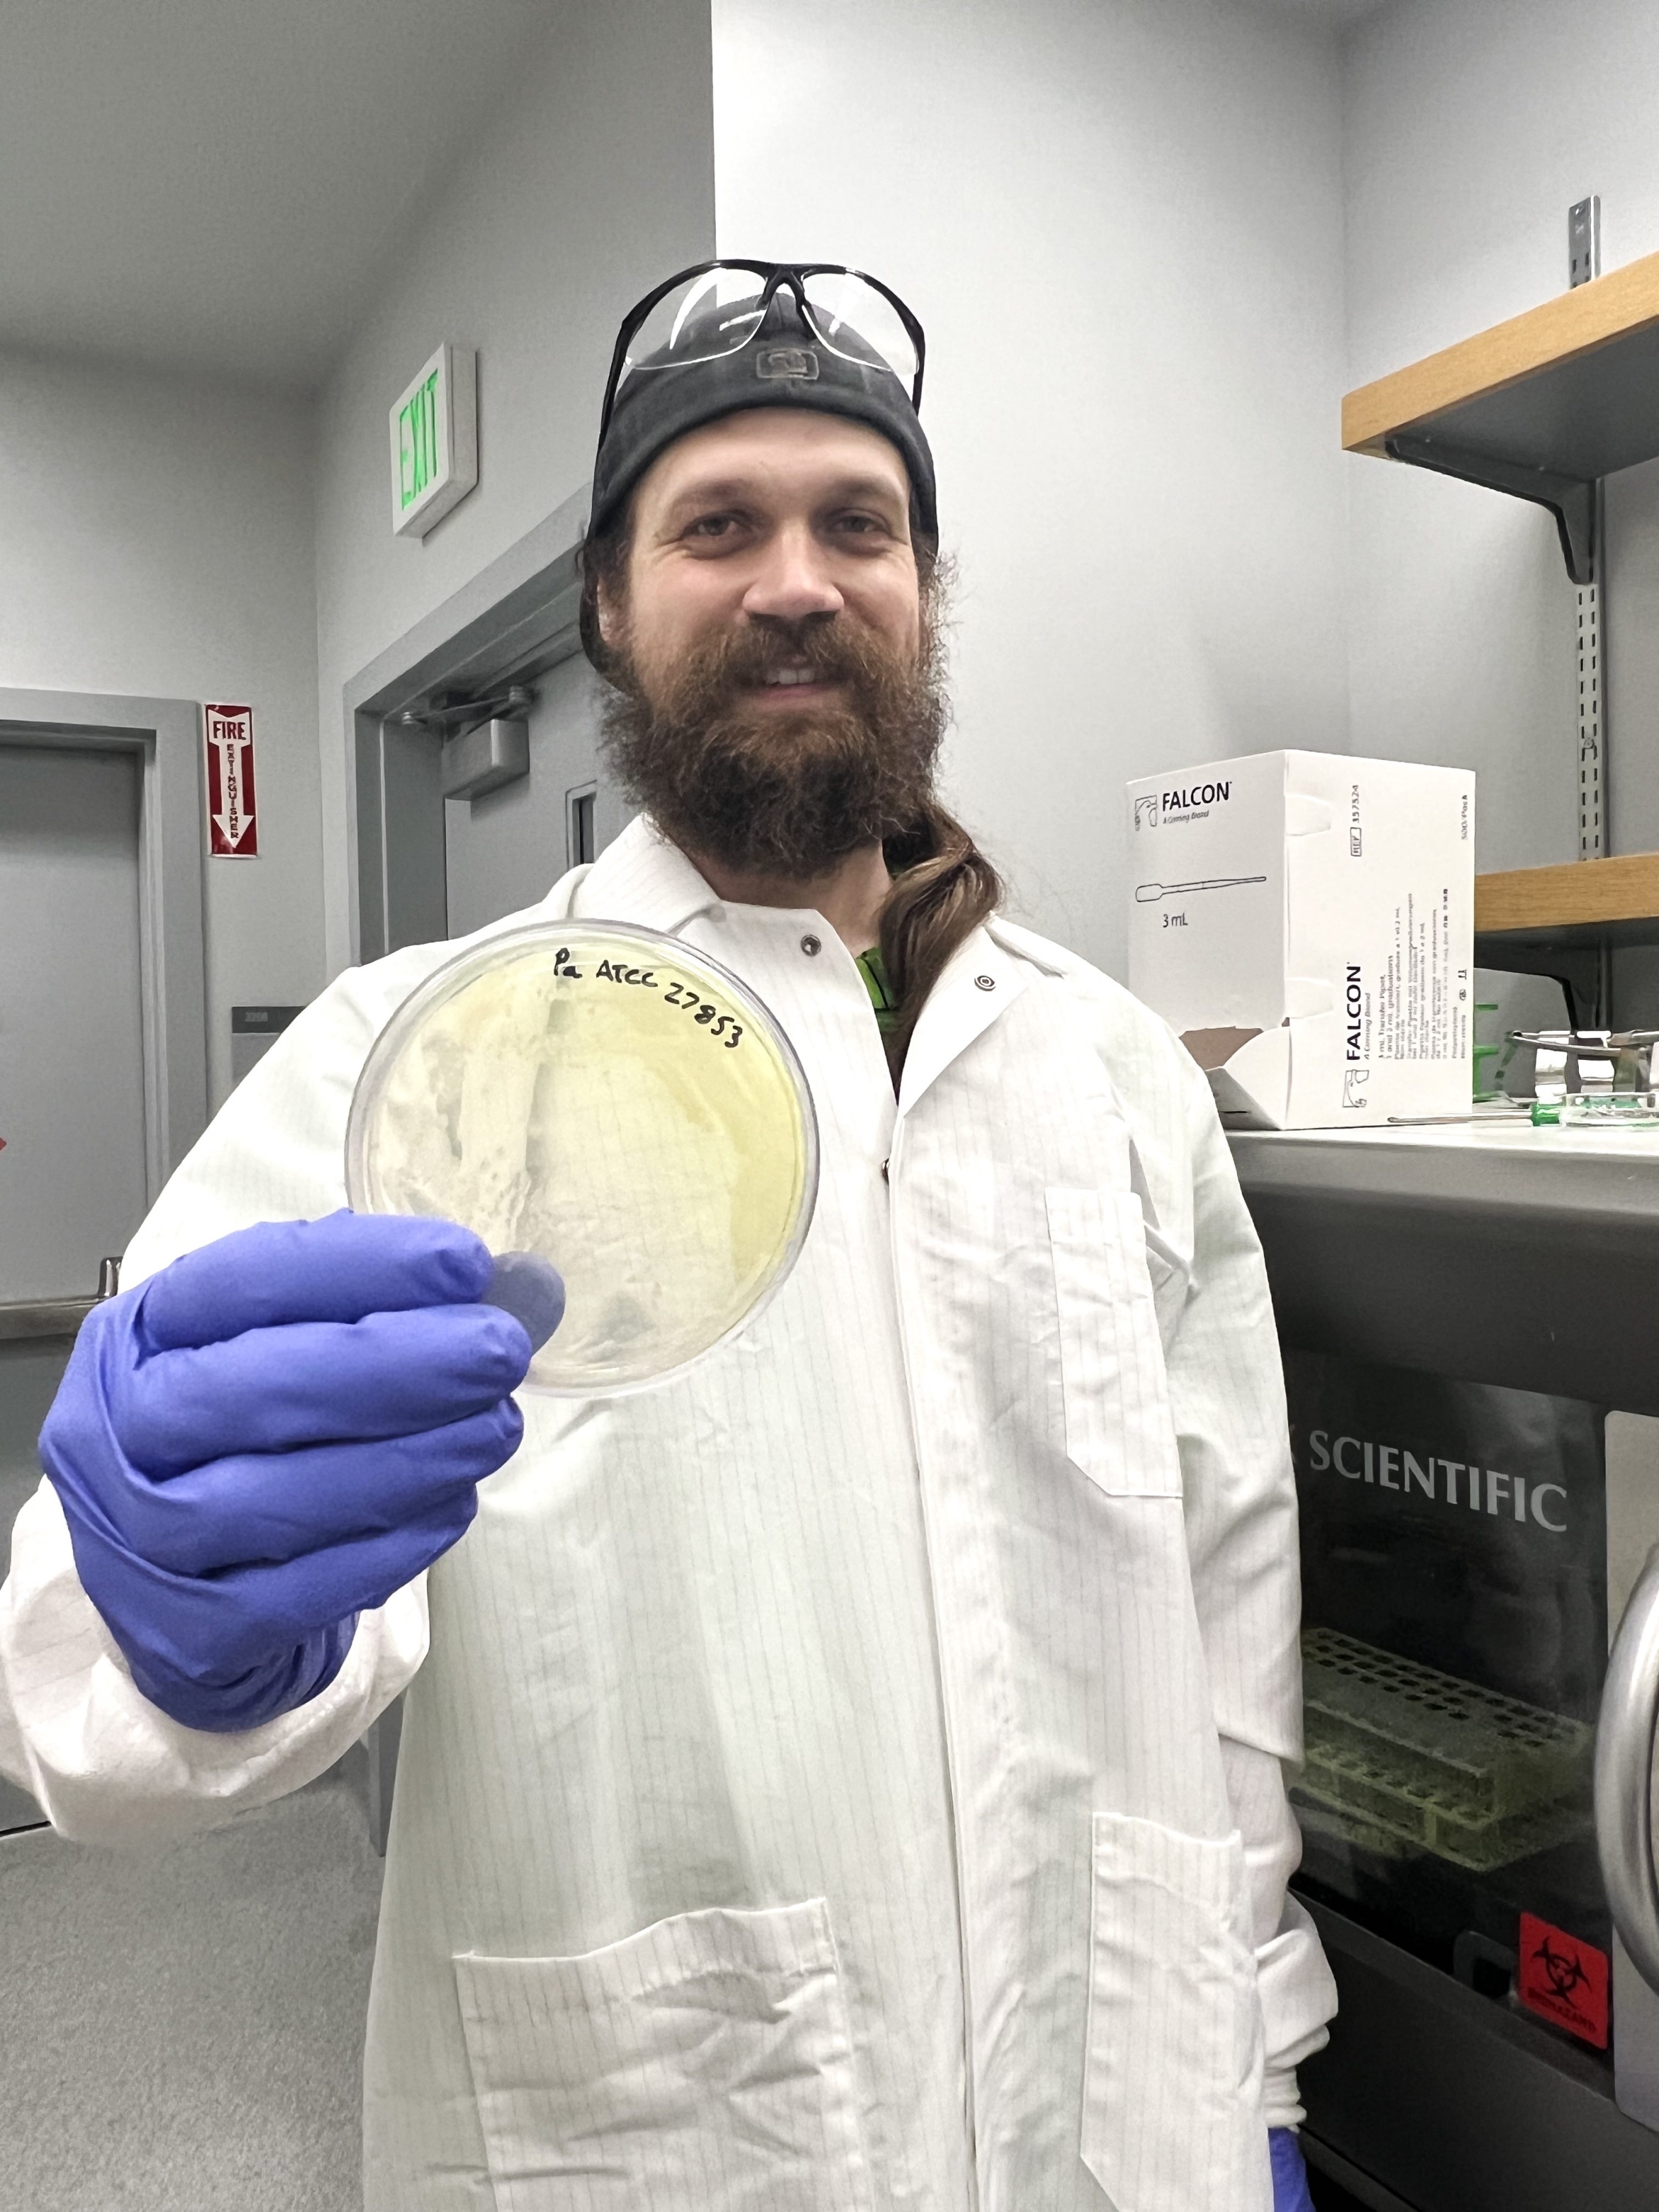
[1126,749,1475,1130]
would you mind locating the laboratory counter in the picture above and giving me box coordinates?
[1229,1119,1659,1418]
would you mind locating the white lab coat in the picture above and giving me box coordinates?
[0,815,1335,2211]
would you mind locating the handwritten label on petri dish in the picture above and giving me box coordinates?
[569,954,744,1046]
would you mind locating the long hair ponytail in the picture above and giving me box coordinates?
[878,800,1002,1074]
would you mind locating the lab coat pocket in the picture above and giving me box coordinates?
[1046,1185,1184,1496]
[453,1897,875,2211]
[1082,1814,1270,2212]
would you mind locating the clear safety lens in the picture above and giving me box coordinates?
[622,267,917,390]
[623,269,772,372]
[800,271,918,387]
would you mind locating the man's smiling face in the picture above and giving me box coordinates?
[600,406,922,696]
[594,407,946,877]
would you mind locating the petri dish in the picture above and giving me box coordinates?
[345,920,818,1395]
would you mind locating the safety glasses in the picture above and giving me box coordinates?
[598,261,927,444]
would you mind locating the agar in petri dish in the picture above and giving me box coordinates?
[345,920,819,1395]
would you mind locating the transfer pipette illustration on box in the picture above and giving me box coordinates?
[1134,875,1267,903]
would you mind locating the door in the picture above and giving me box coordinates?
[0,741,148,1301]
[443,658,627,938]
[0,738,150,1832]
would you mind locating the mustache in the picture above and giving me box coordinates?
[633,615,903,713]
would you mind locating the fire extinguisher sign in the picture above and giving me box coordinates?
[204,703,258,857]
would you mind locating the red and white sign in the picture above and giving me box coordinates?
[1518,1911,1609,2048]
[204,703,258,857]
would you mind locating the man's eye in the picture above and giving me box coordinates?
[685,514,739,540]
[834,513,889,537]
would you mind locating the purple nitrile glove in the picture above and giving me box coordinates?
[1270,2127,1317,2211]
[39,1211,562,1733]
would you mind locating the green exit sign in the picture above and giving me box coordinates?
[389,344,477,537]
[398,372,440,505]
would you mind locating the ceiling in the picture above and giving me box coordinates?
[0,0,559,391]
[2,0,1390,396]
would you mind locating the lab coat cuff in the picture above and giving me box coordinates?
[0,1478,428,1846]
[1262,2063,1307,2131]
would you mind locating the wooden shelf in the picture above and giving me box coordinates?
[1475,852,1659,949]
[1344,248,1659,474]
[1342,249,1659,580]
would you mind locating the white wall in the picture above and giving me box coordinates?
[712,0,1351,978]
[312,0,716,975]
[1341,0,1659,877]
[0,350,320,1106]
[26,3,1659,1072]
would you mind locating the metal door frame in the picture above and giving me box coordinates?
[340,488,593,1851]
[342,484,589,964]
[0,688,208,1201]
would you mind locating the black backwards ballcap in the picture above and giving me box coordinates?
[587,285,938,552]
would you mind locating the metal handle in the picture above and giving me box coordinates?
[1597,1540,1659,1992]
[0,1258,121,1342]
[0,1297,95,1341]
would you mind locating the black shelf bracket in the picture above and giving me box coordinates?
[1385,431,1596,585]
[1472,933,1606,1030]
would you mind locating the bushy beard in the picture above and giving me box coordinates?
[599,603,949,877]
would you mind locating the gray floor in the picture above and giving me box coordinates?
[0,1760,381,2211]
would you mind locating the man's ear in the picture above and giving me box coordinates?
[595,577,625,649]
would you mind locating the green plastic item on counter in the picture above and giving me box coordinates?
[1472,1001,1502,1102]
[1531,1090,1659,1127]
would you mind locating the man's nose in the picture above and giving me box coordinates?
[741,526,844,623]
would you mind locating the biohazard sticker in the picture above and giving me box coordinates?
[1518,1911,1609,2048]
[204,703,258,857]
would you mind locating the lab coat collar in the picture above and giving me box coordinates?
[566,813,723,936]
[564,816,1039,1117]
[897,922,1035,1119]
[565,814,856,952]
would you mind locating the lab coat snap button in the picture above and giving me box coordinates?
[975,973,995,990]
[880,1158,890,1182]
[800,934,822,956]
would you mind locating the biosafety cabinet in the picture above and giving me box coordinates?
[1232,1123,1659,2211]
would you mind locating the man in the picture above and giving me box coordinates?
[0,264,1334,2209]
